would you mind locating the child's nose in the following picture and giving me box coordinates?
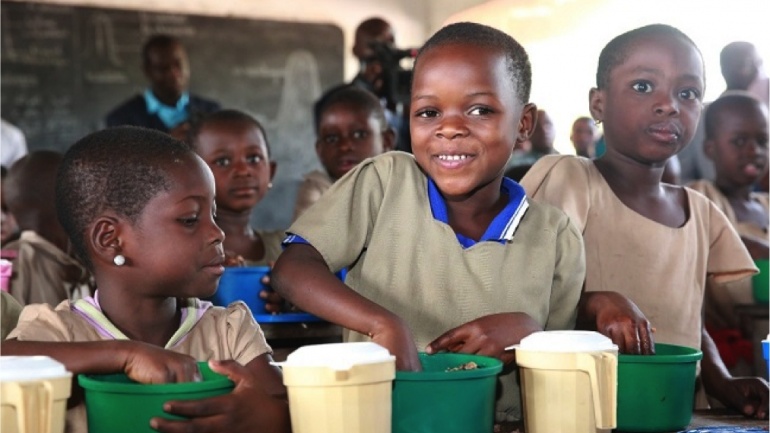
[436,114,469,139]
[653,93,680,116]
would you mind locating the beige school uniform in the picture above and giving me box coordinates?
[8,298,271,433]
[288,151,586,421]
[687,180,769,330]
[292,169,334,221]
[520,155,757,352]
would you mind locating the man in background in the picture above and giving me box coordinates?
[105,34,220,140]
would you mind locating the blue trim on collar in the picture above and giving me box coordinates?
[143,89,190,129]
[427,176,529,248]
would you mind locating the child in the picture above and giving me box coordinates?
[190,109,283,266]
[1,166,20,245]
[520,24,769,418]
[2,150,92,306]
[570,116,598,158]
[273,22,643,422]
[3,126,290,433]
[688,93,768,374]
[293,85,395,220]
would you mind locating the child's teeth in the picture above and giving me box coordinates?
[439,155,468,161]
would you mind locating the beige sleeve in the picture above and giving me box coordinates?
[222,302,272,365]
[706,200,758,284]
[519,155,591,232]
[287,158,388,272]
[6,302,73,342]
[1,292,23,340]
[545,212,586,330]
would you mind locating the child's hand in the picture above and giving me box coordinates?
[579,291,654,355]
[122,342,201,384]
[714,376,769,419]
[425,313,543,365]
[151,360,290,433]
[223,250,246,267]
[371,316,422,371]
[260,264,290,314]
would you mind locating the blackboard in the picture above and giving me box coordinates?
[1,1,344,230]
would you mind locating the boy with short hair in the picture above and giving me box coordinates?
[273,22,645,422]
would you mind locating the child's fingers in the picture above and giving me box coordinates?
[426,328,466,354]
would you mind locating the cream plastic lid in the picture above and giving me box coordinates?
[517,330,618,352]
[0,356,71,382]
[273,342,395,371]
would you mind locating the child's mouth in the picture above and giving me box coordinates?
[436,154,473,168]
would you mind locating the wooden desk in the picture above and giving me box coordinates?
[495,410,769,432]
[260,321,343,362]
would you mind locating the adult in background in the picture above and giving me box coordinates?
[105,34,220,140]
[679,41,766,184]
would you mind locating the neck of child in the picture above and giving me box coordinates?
[594,152,666,196]
[215,207,255,237]
[96,283,181,346]
[444,183,507,241]
[715,179,754,201]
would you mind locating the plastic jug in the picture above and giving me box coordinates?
[274,342,395,433]
[0,356,72,433]
[515,331,617,433]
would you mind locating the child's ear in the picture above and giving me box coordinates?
[516,103,538,144]
[589,88,604,123]
[89,213,124,267]
[269,161,278,182]
[382,127,396,152]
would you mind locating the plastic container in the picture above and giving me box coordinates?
[616,343,703,432]
[0,259,12,292]
[209,266,322,323]
[515,331,618,433]
[0,356,72,433]
[275,342,395,433]
[392,352,503,433]
[753,259,769,304]
[763,336,769,378]
[78,361,234,433]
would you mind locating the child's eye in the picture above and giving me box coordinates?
[214,157,231,167]
[179,216,199,227]
[415,109,439,118]
[352,130,369,140]
[679,88,700,101]
[321,135,340,145]
[247,154,263,164]
[469,106,494,116]
[631,81,653,93]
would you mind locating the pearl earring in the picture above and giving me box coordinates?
[268,182,273,189]
[113,255,126,266]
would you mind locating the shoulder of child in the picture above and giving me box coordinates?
[520,154,592,195]
[6,299,75,340]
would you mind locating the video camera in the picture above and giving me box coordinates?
[369,42,419,108]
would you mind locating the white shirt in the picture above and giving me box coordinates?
[1,119,28,169]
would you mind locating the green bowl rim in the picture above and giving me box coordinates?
[395,352,503,381]
[77,362,234,394]
[618,343,703,364]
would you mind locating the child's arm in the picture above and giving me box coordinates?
[2,339,201,383]
[272,243,422,371]
[576,290,655,355]
[700,326,769,419]
[150,356,291,433]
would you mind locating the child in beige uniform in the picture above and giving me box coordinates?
[521,24,768,418]
[274,22,651,422]
[4,127,290,433]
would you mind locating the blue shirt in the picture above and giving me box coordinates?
[143,89,190,129]
[284,176,529,250]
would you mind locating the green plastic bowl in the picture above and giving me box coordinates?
[78,361,234,433]
[753,259,769,304]
[616,343,703,432]
[392,352,503,433]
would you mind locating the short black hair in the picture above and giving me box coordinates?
[313,85,388,133]
[415,22,532,104]
[57,126,194,269]
[596,24,702,89]
[705,92,765,139]
[142,34,183,65]
[188,109,271,157]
